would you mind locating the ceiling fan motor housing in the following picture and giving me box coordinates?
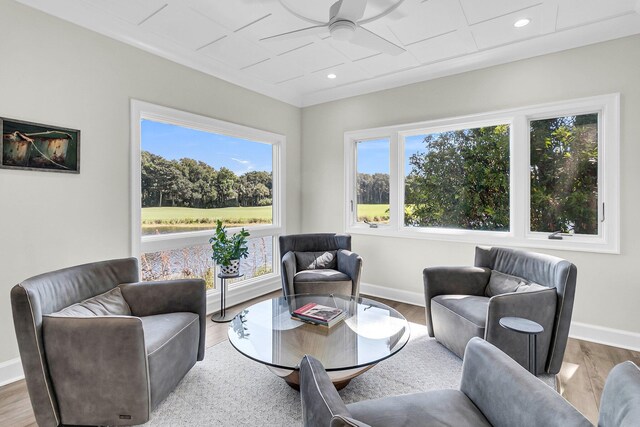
[330,20,357,41]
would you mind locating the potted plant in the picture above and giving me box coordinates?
[209,220,250,277]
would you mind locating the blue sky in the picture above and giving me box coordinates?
[141,119,272,174]
[357,135,427,175]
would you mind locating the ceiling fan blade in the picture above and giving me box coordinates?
[351,26,405,56]
[331,0,367,22]
[260,25,328,42]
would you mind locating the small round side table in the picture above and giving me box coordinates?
[499,316,544,375]
[211,273,244,323]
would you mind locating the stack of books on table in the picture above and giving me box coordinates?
[291,302,346,328]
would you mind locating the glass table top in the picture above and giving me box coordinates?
[228,294,411,371]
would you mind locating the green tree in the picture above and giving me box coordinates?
[141,152,277,209]
[357,173,390,204]
[404,125,510,230]
[237,171,272,206]
[141,151,190,207]
[215,167,238,207]
[177,158,217,208]
[530,114,598,234]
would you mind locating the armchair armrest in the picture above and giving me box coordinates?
[281,251,296,299]
[42,316,150,425]
[119,279,206,360]
[337,250,363,299]
[423,266,490,336]
[460,337,591,427]
[485,288,557,373]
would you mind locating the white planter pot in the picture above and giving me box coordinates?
[219,259,240,277]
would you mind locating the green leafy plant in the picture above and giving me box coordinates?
[209,220,250,266]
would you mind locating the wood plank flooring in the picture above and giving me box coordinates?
[1,291,637,427]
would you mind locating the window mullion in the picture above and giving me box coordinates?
[390,132,400,230]
[512,115,529,241]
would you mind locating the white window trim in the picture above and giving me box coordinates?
[130,99,286,291]
[345,94,620,254]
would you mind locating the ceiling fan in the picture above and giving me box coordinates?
[261,0,406,56]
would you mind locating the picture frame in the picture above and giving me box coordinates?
[1,117,80,173]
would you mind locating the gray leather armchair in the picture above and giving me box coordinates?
[11,257,206,427]
[279,233,362,300]
[423,246,577,374]
[300,337,640,427]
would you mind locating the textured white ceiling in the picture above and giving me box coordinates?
[15,0,640,106]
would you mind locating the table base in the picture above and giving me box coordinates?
[210,311,237,323]
[266,364,375,391]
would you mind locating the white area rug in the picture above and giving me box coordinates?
[142,324,554,426]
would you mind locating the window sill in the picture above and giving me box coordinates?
[346,225,619,254]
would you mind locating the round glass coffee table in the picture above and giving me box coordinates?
[228,294,410,390]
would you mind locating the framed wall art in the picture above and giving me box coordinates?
[1,117,80,173]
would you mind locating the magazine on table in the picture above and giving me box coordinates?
[292,302,346,327]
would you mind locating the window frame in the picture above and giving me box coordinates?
[344,94,620,254]
[131,100,286,291]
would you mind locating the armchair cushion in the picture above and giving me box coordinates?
[485,270,547,297]
[295,250,338,270]
[485,271,529,297]
[52,287,131,317]
[141,312,200,409]
[431,295,489,358]
[119,279,206,361]
[295,269,350,283]
[141,312,199,355]
[293,269,352,295]
[433,295,489,326]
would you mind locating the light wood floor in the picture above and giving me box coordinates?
[1,291,637,426]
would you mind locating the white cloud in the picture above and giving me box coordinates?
[231,157,255,174]
[231,157,250,165]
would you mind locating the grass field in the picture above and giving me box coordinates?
[142,206,272,234]
[142,206,272,222]
[141,204,390,234]
[356,204,389,220]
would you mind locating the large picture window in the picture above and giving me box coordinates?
[345,95,619,253]
[140,119,273,236]
[132,101,285,291]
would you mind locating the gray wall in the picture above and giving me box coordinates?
[0,0,301,365]
[301,35,640,336]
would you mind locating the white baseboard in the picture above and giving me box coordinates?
[0,357,24,387]
[360,281,640,352]
[360,282,425,307]
[569,321,640,352]
[206,277,280,315]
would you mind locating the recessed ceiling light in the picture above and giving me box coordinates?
[327,73,337,79]
[514,18,530,28]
